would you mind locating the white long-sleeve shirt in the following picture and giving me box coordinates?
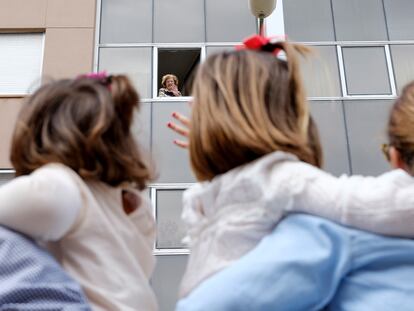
[0,163,158,311]
[180,151,414,297]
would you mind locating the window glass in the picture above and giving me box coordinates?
[283,0,335,42]
[343,100,393,176]
[151,255,188,311]
[151,101,194,183]
[98,47,152,98]
[157,48,200,97]
[384,0,414,40]
[100,0,152,43]
[0,173,14,186]
[155,189,186,249]
[390,45,414,94]
[154,0,204,43]
[0,33,43,95]
[331,0,387,41]
[309,101,350,175]
[301,46,341,97]
[206,0,256,42]
[342,47,391,95]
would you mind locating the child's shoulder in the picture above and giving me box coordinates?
[35,162,76,176]
[32,163,84,186]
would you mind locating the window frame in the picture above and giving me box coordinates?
[337,44,397,98]
[150,185,192,255]
[152,44,206,100]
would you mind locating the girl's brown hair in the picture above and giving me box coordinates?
[11,75,152,189]
[190,43,323,181]
[388,81,414,174]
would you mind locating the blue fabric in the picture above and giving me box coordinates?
[0,226,90,310]
[176,214,414,311]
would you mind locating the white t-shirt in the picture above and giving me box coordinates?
[0,163,158,311]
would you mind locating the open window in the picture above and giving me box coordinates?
[156,48,201,98]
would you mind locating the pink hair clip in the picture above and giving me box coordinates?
[77,71,108,80]
[77,71,112,89]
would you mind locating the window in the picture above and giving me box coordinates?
[0,33,44,96]
[300,46,341,97]
[98,47,152,98]
[0,171,14,186]
[154,189,187,250]
[390,45,414,93]
[341,46,393,96]
[156,48,201,97]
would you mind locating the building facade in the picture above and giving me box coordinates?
[1,0,414,310]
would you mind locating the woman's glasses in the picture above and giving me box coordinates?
[381,143,391,161]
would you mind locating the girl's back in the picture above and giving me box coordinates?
[45,163,157,310]
[0,74,158,310]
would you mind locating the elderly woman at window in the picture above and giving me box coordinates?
[159,74,182,97]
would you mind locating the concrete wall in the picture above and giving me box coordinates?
[0,0,96,168]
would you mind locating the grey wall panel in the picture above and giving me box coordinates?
[344,100,394,176]
[301,46,341,97]
[331,0,388,41]
[152,101,194,183]
[151,255,188,311]
[100,0,152,43]
[342,47,391,95]
[390,45,414,94]
[132,102,152,154]
[156,189,186,249]
[283,0,335,42]
[206,0,256,42]
[154,0,204,43]
[206,46,234,57]
[98,47,152,99]
[384,0,414,40]
[309,101,350,176]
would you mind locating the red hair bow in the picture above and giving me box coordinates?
[236,34,286,57]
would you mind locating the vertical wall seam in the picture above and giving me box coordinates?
[152,0,155,44]
[340,100,353,174]
[381,0,391,41]
[203,0,207,42]
[329,0,337,41]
